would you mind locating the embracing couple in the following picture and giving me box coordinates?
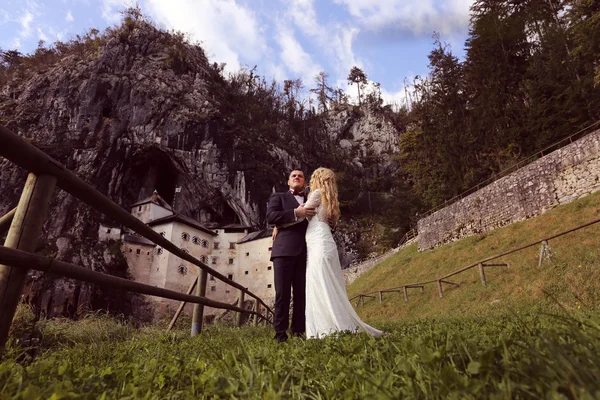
[267,167,383,342]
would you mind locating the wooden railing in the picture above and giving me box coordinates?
[350,214,600,306]
[0,123,273,358]
[397,228,417,248]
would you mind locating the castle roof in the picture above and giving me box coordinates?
[130,191,173,211]
[237,228,273,244]
[147,214,218,236]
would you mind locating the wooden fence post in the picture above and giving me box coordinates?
[538,240,552,266]
[191,269,208,336]
[379,291,383,303]
[437,280,444,298]
[236,289,245,327]
[253,302,259,326]
[167,277,197,331]
[478,263,486,285]
[403,286,409,302]
[0,173,56,358]
[0,208,16,237]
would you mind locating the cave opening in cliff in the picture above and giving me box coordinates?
[125,148,178,207]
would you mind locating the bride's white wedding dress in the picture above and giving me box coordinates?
[304,189,383,339]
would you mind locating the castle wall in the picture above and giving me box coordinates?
[418,129,600,250]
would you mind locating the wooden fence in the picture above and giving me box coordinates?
[0,123,273,358]
[350,214,600,306]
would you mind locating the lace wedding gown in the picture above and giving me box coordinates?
[304,189,383,339]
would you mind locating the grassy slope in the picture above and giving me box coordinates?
[348,190,600,325]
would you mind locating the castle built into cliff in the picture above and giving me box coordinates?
[99,191,274,318]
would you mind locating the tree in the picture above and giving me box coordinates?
[347,66,367,105]
[0,49,23,68]
[310,71,334,113]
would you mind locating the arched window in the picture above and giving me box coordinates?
[181,248,189,254]
[200,255,208,264]
[192,236,200,245]
[181,232,190,241]
[160,231,166,237]
[202,239,209,248]
[177,265,188,275]
[154,247,164,255]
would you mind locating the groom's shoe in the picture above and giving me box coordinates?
[291,332,305,340]
[275,334,288,344]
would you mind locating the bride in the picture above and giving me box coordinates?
[302,167,383,339]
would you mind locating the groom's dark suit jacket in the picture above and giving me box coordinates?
[267,191,309,260]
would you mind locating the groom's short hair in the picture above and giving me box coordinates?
[289,169,304,178]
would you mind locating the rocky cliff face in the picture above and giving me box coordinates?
[0,17,401,319]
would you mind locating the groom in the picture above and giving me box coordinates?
[266,170,316,343]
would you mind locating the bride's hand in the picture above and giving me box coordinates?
[272,227,279,240]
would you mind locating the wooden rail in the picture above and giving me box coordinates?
[352,214,600,306]
[0,245,266,318]
[0,123,273,357]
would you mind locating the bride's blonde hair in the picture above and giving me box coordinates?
[309,167,340,223]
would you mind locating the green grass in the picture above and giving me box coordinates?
[3,191,600,398]
[2,312,600,399]
[347,190,600,324]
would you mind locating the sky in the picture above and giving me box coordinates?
[0,0,474,107]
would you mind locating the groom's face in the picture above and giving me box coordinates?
[288,170,306,191]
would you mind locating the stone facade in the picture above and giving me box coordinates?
[115,196,275,319]
[418,129,600,251]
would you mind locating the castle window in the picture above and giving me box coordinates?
[200,255,208,264]
[267,284,272,288]
[192,236,200,245]
[177,265,188,275]
[267,266,272,270]
[245,252,249,256]
[226,289,230,294]
[138,206,142,212]
[107,228,111,234]
[229,242,236,249]
[202,239,209,248]
[136,249,140,255]
[154,247,164,255]
[147,252,150,255]
[214,242,220,249]
[181,248,189,255]
[181,232,190,241]
[228,258,234,265]
[209,275,215,281]
[227,274,233,280]
[210,286,216,292]
[245,271,248,275]
[129,248,132,253]
[160,231,166,237]
[268,247,272,251]
[211,257,217,264]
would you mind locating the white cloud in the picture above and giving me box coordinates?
[0,9,9,25]
[329,24,361,75]
[333,0,472,36]
[19,10,34,38]
[100,0,129,24]
[37,27,48,42]
[285,1,363,88]
[275,23,321,84]
[66,10,74,22]
[145,0,267,74]
[289,0,322,37]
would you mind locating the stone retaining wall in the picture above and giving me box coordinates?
[418,129,600,251]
